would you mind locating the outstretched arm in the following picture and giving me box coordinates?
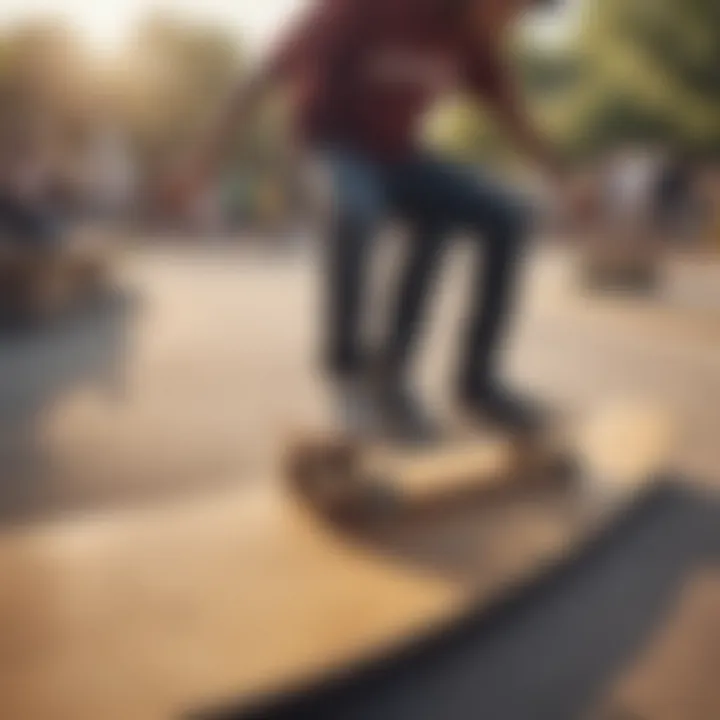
[462,42,563,179]
[461,38,595,221]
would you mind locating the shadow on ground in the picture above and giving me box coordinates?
[0,289,140,524]
[202,483,720,720]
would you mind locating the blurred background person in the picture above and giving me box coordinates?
[84,124,138,225]
[581,145,665,290]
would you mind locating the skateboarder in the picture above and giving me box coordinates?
[170,0,572,441]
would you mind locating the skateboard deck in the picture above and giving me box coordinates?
[285,401,675,523]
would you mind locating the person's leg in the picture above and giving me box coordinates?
[317,149,386,379]
[386,156,539,430]
[379,216,448,376]
[369,216,449,442]
[456,190,527,396]
[310,148,389,436]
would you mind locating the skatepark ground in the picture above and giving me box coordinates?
[0,239,718,719]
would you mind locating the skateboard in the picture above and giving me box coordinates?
[285,401,675,523]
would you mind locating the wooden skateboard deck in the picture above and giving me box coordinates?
[285,401,675,523]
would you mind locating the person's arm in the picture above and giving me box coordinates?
[461,39,600,223]
[461,39,563,179]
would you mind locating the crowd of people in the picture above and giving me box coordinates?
[0,120,137,248]
[0,115,718,258]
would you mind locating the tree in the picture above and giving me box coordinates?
[536,0,720,155]
[431,0,720,164]
[0,21,96,148]
[121,15,245,176]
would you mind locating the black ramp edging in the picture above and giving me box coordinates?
[195,481,720,720]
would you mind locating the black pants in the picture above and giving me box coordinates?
[321,149,530,390]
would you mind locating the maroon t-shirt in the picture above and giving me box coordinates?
[270,0,509,161]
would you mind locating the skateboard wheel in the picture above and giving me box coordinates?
[284,438,361,516]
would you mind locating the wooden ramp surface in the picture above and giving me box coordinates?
[0,405,670,720]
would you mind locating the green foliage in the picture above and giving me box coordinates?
[432,0,720,163]
[576,0,720,151]
[425,98,504,163]
[0,15,246,178]
[124,15,245,173]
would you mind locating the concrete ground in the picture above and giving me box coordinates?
[0,241,718,524]
[0,240,717,719]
